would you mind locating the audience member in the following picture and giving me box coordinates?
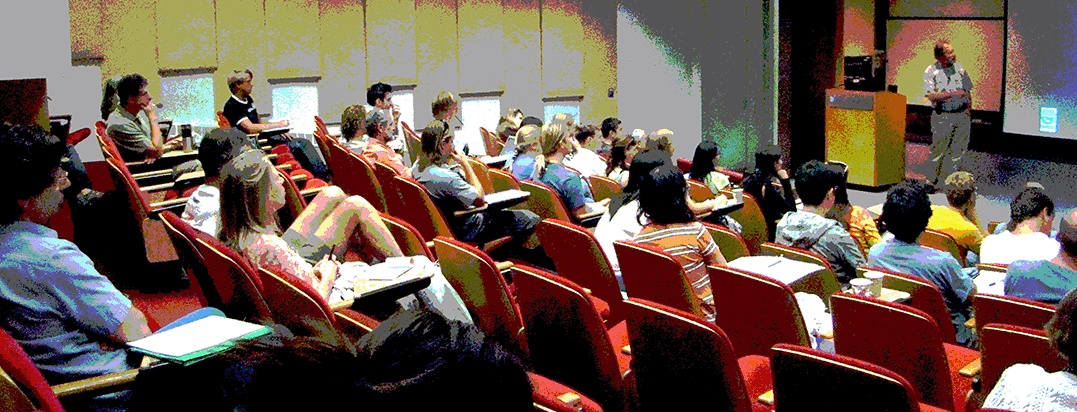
[223,69,329,180]
[340,104,366,153]
[775,160,865,282]
[982,286,1077,410]
[366,82,401,143]
[1004,208,1077,304]
[534,121,610,216]
[687,139,731,195]
[181,128,254,236]
[643,129,675,157]
[362,108,409,176]
[520,115,543,129]
[824,162,881,256]
[218,149,403,299]
[633,163,726,320]
[604,131,638,186]
[508,124,540,181]
[598,117,622,157]
[0,125,215,411]
[741,145,795,240]
[563,124,606,177]
[981,186,1059,265]
[927,171,986,262]
[104,73,181,161]
[868,180,976,346]
[412,120,538,255]
[495,108,523,141]
[594,150,670,289]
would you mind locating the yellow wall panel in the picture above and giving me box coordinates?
[501,0,542,117]
[367,0,417,85]
[101,0,161,94]
[541,0,584,98]
[215,0,267,113]
[264,0,321,79]
[458,0,503,93]
[156,0,217,70]
[319,0,368,121]
[70,0,104,60]
[415,0,459,125]
[579,0,616,124]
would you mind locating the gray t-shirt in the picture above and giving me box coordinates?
[412,161,480,212]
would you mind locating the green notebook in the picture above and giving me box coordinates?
[128,315,271,366]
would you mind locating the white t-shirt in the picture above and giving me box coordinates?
[593,199,647,284]
[983,363,1077,412]
[980,231,1060,265]
[564,148,607,177]
[181,184,221,237]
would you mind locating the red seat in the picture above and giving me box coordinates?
[326,141,388,212]
[371,160,403,211]
[393,175,512,254]
[625,298,772,412]
[972,293,1056,342]
[675,158,692,173]
[613,240,706,318]
[400,120,423,164]
[66,127,91,146]
[722,191,767,254]
[831,293,978,412]
[980,323,1067,394]
[704,222,750,261]
[770,343,950,412]
[707,265,813,358]
[190,228,275,323]
[520,180,603,227]
[528,372,605,412]
[512,265,633,412]
[587,175,621,202]
[216,111,231,129]
[256,267,378,340]
[381,213,434,260]
[757,242,842,306]
[861,266,960,345]
[489,167,523,192]
[311,128,336,179]
[159,211,213,307]
[537,219,625,325]
[433,237,526,358]
[313,115,329,136]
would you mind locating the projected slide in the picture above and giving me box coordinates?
[1004,2,1077,139]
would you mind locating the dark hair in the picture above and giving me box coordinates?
[1047,287,1077,365]
[880,180,933,244]
[367,82,392,106]
[417,120,451,170]
[605,134,638,177]
[794,160,840,207]
[688,140,721,181]
[1010,187,1054,226]
[0,124,66,224]
[574,124,597,144]
[520,116,543,128]
[117,73,148,107]
[199,128,251,179]
[100,75,122,120]
[934,39,950,59]
[341,104,365,140]
[355,310,533,410]
[365,108,391,139]
[624,149,669,196]
[1059,211,1077,258]
[753,145,782,177]
[601,117,621,138]
[638,163,694,225]
[824,162,854,227]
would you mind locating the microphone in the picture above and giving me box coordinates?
[154,103,164,108]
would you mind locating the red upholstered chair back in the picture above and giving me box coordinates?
[703,222,750,262]
[721,191,766,254]
[512,265,630,412]
[860,266,959,345]
[980,323,1067,394]
[311,128,336,178]
[489,168,522,192]
[770,343,922,412]
[393,175,456,243]
[520,180,576,224]
[537,219,624,324]
[433,236,526,358]
[216,111,230,129]
[276,169,308,230]
[400,121,422,164]
[256,267,339,337]
[587,175,621,202]
[707,265,811,358]
[381,213,434,260]
[675,158,692,173]
[831,293,956,411]
[624,298,754,412]
[919,229,966,266]
[313,115,329,136]
[465,157,494,193]
[326,142,387,212]
[95,121,125,161]
[159,211,212,308]
[973,293,1056,342]
[613,240,704,318]
[67,127,91,147]
[371,160,403,211]
[686,179,713,203]
[0,326,65,412]
[193,235,274,323]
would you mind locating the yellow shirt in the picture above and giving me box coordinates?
[927,205,985,256]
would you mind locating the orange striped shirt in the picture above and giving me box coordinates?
[634,222,721,318]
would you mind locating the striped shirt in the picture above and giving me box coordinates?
[634,222,721,317]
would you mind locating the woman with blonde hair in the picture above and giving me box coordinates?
[508,124,541,181]
[534,121,610,216]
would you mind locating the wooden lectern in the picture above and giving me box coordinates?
[824,89,906,187]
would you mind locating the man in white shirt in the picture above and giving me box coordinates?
[923,40,974,187]
[563,125,607,177]
[181,129,254,235]
[981,186,1059,265]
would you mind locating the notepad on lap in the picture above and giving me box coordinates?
[128,316,271,365]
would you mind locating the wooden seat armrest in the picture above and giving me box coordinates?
[53,369,139,398]
[757,390,775,406]
[329,299,356,311]
[131,170,172,180]
[150,197,192,210]
[965,317,976,329]
[141,182,175,192]
[960,357,982,377]
[454,204,489,217]
[300,187,326,197]
[495,261,514,272]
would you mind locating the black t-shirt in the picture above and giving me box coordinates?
[223,96,260,129]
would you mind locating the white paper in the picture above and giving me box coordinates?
[128,316,265,358]
[726,256,824,285]
[975,269,1007,296]
[484,189,529,205]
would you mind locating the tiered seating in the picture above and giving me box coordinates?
[708,265,813,358]
[614,240,706,317]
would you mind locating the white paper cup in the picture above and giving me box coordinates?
[850,278,872,297]
[732,188,744,203]
[864,271,884,297]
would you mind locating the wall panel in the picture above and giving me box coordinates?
[101,0,161,93]
[579,0,616,124]
[215,0,267,113]
[501,0,542,117]
[415,0,459,127]
[264,0,321,78]
[156,0,217,70]
[458,0,504,93]
[70,0,105,60]
[319,0,368,121]
[542,0,584,99]
[367,0,417,85]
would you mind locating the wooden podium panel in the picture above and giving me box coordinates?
[825,89,906,187]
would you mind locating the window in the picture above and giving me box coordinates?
[544,102,581,125]
[392,90,415,139]
[458,97,501,155]
[159,73,215,130]
[270,83,319,134]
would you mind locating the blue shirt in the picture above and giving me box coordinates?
[539,163,594,212]
[1005,259,1077,304]
[510,154,537,182]
[0,221,132,384]
[867,238,975,345]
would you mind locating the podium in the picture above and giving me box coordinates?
[824,89,906,187]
